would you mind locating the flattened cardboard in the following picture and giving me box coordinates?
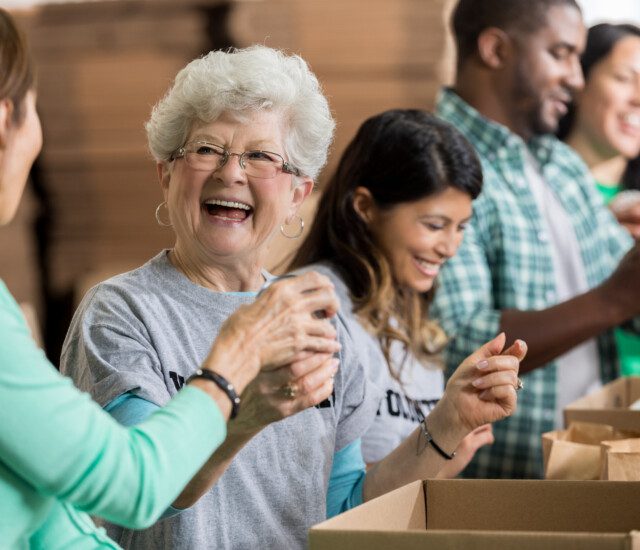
[565,377,640,431]
[309,479,640,549]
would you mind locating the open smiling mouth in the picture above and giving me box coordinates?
[203,199,254,222]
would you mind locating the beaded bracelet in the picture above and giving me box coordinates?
[187,369,240,419]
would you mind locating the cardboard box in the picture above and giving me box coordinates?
[309,479,640,549]
[565,377,640,432]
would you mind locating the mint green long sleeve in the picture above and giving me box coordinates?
[0,281,227,549]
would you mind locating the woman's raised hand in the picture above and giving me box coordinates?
[436,333,526,435]
[250,271,342,370]
[201,271,341,433]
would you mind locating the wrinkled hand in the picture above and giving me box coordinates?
[202,271,341,395]
[230,350,338,435]
[437,424,494,479]
[438,333,526,433]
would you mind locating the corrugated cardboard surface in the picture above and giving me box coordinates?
[310,530,637,550]
[423,479,640,532]
[565,378,640,431]
[309,479,640,549]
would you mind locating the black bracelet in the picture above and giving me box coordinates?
[416,408,456,460]
[187,369,240,419]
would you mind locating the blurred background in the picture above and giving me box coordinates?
[2,0,639,363]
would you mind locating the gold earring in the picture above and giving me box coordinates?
[155,201,172,227]
[280,215,304,239]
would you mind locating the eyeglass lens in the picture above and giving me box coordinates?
[184,143,284,178]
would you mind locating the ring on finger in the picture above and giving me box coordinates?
[280,383,298,400]
[515,377,524,392]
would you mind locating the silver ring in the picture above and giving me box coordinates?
[515,378,524,392]
[281,383,298,399]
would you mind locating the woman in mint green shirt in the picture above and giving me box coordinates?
[560,23,640,376]
[0,9,341,548]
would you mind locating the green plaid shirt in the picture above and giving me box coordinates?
[432,88,636,479]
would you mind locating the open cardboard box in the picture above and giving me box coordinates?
[309,479,640,549]
[565,377,640,431]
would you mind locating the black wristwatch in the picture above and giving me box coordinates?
[187,369,240,419]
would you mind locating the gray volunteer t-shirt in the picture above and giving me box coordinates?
[60,251,378,550]
[301,263,444,463]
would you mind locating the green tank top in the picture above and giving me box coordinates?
[595,182,621,205]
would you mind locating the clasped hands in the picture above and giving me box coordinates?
[208,272,342,436]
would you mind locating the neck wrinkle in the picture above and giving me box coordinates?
[168,246,264,293]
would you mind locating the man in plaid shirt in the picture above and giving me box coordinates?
[432,0,640,478]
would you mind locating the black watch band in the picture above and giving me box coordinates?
[187,369,240,419]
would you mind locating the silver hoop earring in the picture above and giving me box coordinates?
[280,215,304,239]
[155,201,172,227]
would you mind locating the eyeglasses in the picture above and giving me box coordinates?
[172,140,301,179]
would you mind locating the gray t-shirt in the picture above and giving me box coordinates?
[60,251,378,550]
[302,263,444,463]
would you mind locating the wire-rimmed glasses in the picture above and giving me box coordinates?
[172,140,301,179]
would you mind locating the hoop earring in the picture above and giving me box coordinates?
[155,201,172,227]
[280,215,304,239]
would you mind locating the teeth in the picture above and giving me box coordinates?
[623,113,640,128]
[204,199,252,210]
[415,258,439,270]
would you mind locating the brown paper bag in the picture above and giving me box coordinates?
[542,432,601,480]
[600,439,640,480]
[542,422,636,480]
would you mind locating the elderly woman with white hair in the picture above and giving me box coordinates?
[62,46,522,549]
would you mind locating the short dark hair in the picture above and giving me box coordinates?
[452,0,581,69]
[0,8,35,123]
[557,23,640,191]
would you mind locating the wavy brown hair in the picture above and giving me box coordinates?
[0,8,35,123]
[290,109,482,380]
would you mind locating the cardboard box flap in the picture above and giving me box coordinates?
[310,529,639,550]
[564,378,640,432]
[423,479,640,533]
[313,480,426,532]
[566,378,640,411]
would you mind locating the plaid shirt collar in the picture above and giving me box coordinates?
[436,87,558,168]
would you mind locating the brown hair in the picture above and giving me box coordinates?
[0,8,34,123]
[289,109,482,380]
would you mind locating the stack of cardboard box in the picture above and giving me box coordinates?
[20,1,212,300]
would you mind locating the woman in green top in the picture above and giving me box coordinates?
[0,9,341,548]
[559,23,640,375]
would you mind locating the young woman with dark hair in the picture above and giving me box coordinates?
[559,23,640,375]
[290,109,526,475]
[559,23,640,230]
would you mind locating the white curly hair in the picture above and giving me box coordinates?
[145,45,335,180]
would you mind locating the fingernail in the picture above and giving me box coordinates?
[476,360,489,369]
[331,359,339,372]
[472,377,484,387]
